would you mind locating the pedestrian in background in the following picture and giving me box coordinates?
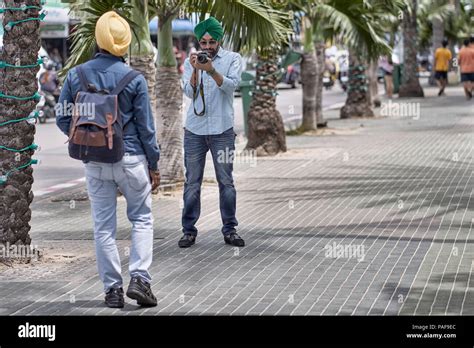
[379,55,394,99]
[458,37,474,100]
[434,39,452,96]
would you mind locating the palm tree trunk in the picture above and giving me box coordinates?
[245,52,286,155]
[368,60,381,107]
[301,51,317,130]
[314,41,325,127]
[155,14,184,182]
[0,0,41,246]
[399,0,424,98]
[129,55,157,113]
[129,0,157,119]
[340,50,374,118]
[300,19,317,131]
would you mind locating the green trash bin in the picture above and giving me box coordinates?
[240,71,255,137]
[393,63,404,94]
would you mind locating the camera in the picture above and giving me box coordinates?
[197,52,209,64]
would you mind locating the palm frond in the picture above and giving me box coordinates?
[185,0,293,54]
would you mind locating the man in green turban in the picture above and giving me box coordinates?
[179,16,245,249]
[193,16,224,42]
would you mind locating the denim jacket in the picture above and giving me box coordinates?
[56,53,160,170]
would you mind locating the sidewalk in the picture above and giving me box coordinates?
[1,84,472,315]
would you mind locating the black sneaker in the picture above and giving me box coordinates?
[224,232,245,247]
[126,277,157,307]
[178,234,196,248]
[105,287,124,308]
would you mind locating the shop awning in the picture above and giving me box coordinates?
[149,18,195,36]
[40,6,69,38]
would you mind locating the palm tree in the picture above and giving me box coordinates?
[129,0,157,121]
[300,16,318,131]
[245,48,288,155]
[290,0,407,126]
[148,0,184,183]
[340,0,409,118]
[0,0,42,246]
[399,0,424,97]
[237,0,296,155]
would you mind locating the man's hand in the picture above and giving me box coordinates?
[190,52,213,72]
[149,169,161,191]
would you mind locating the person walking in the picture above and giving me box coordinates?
[56,11,161,308]
[179,17,244,248]
[434,39,452,96]
[458,37,474,100]
[379,55,394,98]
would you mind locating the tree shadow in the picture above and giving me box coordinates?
[381,271,473,315]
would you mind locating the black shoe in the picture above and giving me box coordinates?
[224,232,245,247]
[126,277,157,307]
[105,287,124,308]
[178,234,196,248]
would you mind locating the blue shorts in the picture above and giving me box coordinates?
[461,72,474,82]
[434,71,448,80]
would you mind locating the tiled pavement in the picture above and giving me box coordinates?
[1,85,472,315]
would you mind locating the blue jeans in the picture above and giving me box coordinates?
[85,154,154,292]
[182,127,238,236]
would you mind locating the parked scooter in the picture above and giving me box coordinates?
[38,62,59,124]
[339,71,349,91]
[37,90,56,124]
[337,51,349,91]
[323,70,335,90]
[284,63,300,88]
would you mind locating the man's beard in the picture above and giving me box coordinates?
[203,45,219,58]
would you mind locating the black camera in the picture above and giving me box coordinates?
[197,52,209,64]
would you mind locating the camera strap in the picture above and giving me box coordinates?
[193,69,206,116]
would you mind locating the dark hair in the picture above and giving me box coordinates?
[464,39,470,46]
[470,36,474,44]
[93,44,126,62]
[442,39,448,47]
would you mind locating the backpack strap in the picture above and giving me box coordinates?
[111,70,141,95]
[75,65,89,91]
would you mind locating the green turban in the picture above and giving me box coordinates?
[194,16,224,41]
